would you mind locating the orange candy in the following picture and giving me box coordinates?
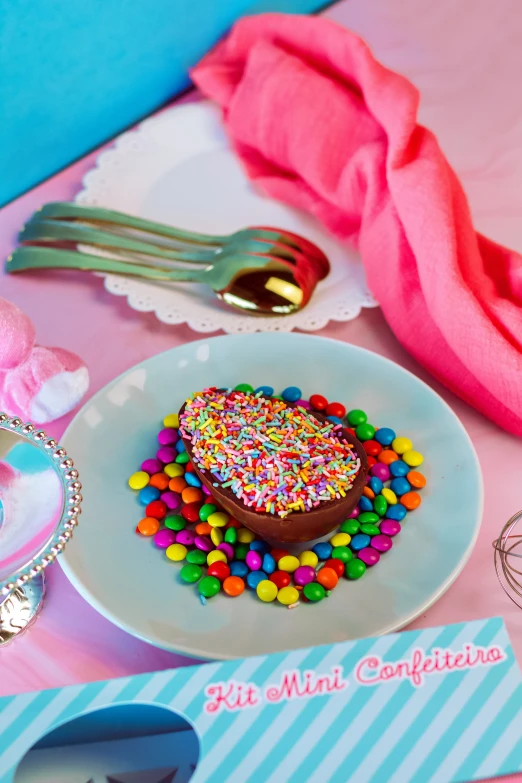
[401,491,422,510]
[378,450,399,465]
[169,476,187,493]
[149,472,170,490]
[195,522,212,536]
[182,487,203,504]
[407,471,426,489]
[316,567,338,590]
[363,486,375,500]
[223,576,245,597]
[137,517,160,536]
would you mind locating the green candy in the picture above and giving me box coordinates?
[175,452,190,464]
[331,545,354,564]
[303,582,326,602]
[186,549,207,565]
[234,383,255,393]
[345,559,367,580]
[347,409,368,426]
[360,523,380,537]
[357,511,379,524]
[373,495,388,517]
[355,422,376,441]
[224,527,237,544]
[180,564,202,583]
[199,575,221,598]
[234,543,249,560]
[164,515,186,531]
[340,519,360,536]
[199,503,217,521]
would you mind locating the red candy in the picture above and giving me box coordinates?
[271,548,290,562]
[185,462,195,472]
[325,401,346,419]
[145,500,167,520]
[366,456,377,469]
[363,439,382,457]
[269,571,291,589]
[309,394,328,411]
[181,503,201,522]
[324,558,345,577]
[208,562,231,581]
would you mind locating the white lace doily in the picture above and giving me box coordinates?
[77,102,377,333]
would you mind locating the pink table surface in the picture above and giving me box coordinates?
[1,0,522,779]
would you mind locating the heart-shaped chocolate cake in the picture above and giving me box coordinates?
[179,388,368,543]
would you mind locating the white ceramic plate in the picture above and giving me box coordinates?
[60,334,483,659]
[76,101,377,333]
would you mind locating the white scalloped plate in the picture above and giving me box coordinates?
[76,101,377,333]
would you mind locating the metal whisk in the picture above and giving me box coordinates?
[493,510,522,608]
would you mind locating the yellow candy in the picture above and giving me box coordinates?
[163,413,179,428]
[278,555,300,573]
[299,550,318,568]
[208,512,229,528]
[207,550,227,565]
[128,471,150,490]
[277,586,299,606]
[392,437,413,455]
[166,543,187,562]
[237,527,255,544]
[403,449,424,467]
[381,487,397,505]
[210,528,223,546]
[164,463,185,478]
[256,580,278,603]
[330,532,351,548]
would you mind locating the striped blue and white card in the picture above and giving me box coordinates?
[0,617,521,782]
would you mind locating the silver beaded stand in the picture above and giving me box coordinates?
[493,509,522,609]
[0,414,82,646]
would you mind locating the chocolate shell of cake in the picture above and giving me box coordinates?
[179,392,368,544]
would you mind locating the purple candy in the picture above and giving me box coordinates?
[297,399,311,410]
[379,520,401,537]
[158,427,178,446]
[201,484,212,496]
[371,534,393,553]
[141,458,163,475]
[348,505,360,519]
[217,542,235,561]
[294,565,316,586]
[154,529,177,549]
[176,529,196,547]
[358,547,381,566]
[157,446,177,464]
[160,490,181,510]
[195,535,213,553]
[246,550,262,571]
[370,463,391,482]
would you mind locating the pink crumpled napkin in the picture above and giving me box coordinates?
[191,13,522,436]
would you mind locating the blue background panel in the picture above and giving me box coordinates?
[0,0,325,206]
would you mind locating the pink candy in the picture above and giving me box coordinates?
[176,529,196,547]
[217,542,235,560]
[348,505,360,519]
[379,520,401,537]
[245,550,262,571]
[141,458,163,475]
[370,463,391,482]
[294,565,316,586]
[358,547,380,566]
[154,529,176,549]
[160,491,181,510]
[158,427,178,446]
[371,534,393,553]
[157,446,177,464]
[195,535,213,552]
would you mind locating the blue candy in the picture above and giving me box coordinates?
[375,427,396,447]
[175,439,186,453]
[247,570,268,590]
[327,415,343,425]
[185,472,202,488]
[139,486,160,505]
[369,476,384,495]
[262,553,276,574]
[389,460,409,477]
[359,496,374,512]
[230,561,249,578]
[255,385,274,397]
[250,540,271,554]
[281,386,302,402]
[390,477,411,497]
[350,533,371,551]
[313,542,333,561]
[385,504,407,521]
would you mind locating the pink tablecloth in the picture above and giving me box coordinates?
[1,0,521,779]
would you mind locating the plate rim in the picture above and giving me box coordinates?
[60,333,484,659]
